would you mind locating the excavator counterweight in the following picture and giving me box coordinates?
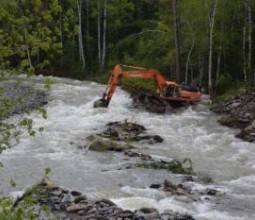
[94,64,202,109]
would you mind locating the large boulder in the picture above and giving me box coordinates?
[88,137,133,152]
[93,120,164,145]
[210,91,255,142]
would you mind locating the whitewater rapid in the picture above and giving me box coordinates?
[0,76,255,220]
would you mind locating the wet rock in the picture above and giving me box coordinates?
[236,120,255,142]
[164,179,177,191]
[125,150,141,157]
[44,179,59,189]
[149,183,162,189]
[71,191,82,197]
[84,120,164,152]
[176,187,188,196]
[51,188,63,197]
[66,203,87,213]
[211,91,255,142]
[89,137,133,152]
[74,195,87,203]
[12,179,197,220]
[162,210,195,220]
[153,135,164,143]
[162,179,199,202]
[182,175,194,182]
[97,198,116,207]
[137,158,194,175]
[134,207,159,219]
[107,120,146,134]
[206,188,218,196]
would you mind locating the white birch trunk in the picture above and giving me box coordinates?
[185,35,195,84]
[216,16,225,86]
[208,0,218,96]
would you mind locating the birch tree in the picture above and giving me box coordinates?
[243,0,253,84]
[242,16,247,82]
[77,0,85,69]
[205,0,218,96]
[97,0,107,72]
[185,35,195,84]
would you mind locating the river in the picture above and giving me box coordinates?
[0,76,255,220]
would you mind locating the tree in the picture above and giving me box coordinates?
[77,0,86,69]
[172,0,181,82]
[204,0,218,96]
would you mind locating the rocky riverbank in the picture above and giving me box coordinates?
[210,91,255,142]
[0,80,48,117]
[11,179,196,220]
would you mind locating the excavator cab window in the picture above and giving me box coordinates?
[166,85,176,97]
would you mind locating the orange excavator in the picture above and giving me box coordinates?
[94,64,202,108]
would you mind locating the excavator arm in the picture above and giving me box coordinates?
[94,64,167,108]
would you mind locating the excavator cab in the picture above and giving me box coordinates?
[160,82,180,98]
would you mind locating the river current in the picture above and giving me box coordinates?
[0,76,255,220]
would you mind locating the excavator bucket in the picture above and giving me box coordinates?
[93,98,109,108]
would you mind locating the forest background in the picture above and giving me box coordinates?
[1,0,255,95]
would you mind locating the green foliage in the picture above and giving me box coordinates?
[0,0,63,71]
[215,74,250,101]
[121,78,156,94]
[0,77,48,152]
[0,197,36,220]
[0,0,254,92]
[216,73,234,95]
